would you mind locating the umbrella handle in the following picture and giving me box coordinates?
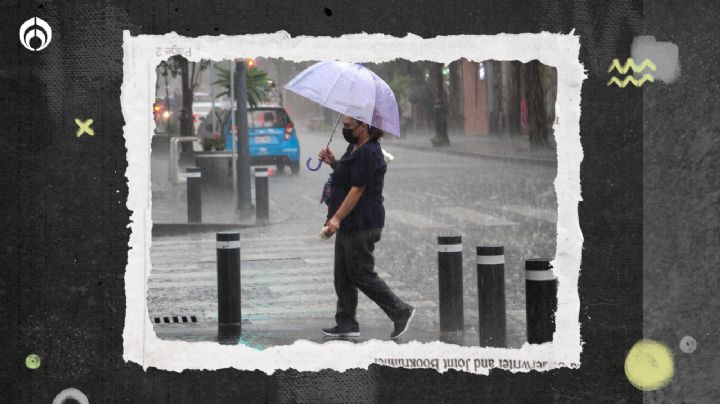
[306,158,323,171]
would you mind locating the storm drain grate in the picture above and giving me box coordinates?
[153,315,199,324]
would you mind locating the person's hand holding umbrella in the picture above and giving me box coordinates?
[318,147,337,169]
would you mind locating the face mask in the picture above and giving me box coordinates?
[342,127,358,144]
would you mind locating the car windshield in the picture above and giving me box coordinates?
[248,110,287,128]
[193,94,212,103]
[201,108,290,131]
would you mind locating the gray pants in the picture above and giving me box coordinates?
[334,227,411,328]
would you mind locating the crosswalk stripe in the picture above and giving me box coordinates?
[499,204,557,223]
[149,272,333,284]
[152,236,319,246]
[148,285,427,303]
[148,228,442,332]
[149,271,400,286]
[241,301,438,315]
[302,257,334,264]
[151,297,436,312]
[148,274,409,291]
[151,251,333,264]
[386,209,449,229]
[149,266,330,276]
[152,244,333,255]
[148,294,436,311]
[182,309,438,322]
[434,206,518,226]
[149,266,328,277]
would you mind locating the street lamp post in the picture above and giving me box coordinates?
[230,61,237,206]
[235,59,254,216]
[179,57,194,161]
[431,63,450,147]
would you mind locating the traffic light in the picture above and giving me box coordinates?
[246,58,256,68]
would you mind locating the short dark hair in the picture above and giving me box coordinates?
[353,118,385,140]
[366,124,384,140]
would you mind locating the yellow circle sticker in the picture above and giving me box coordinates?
[625,339,674,391]
[25,354,41,370]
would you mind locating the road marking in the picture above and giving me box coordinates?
[386,209,449,229]
[148,288,429,308]
[149,265,328,276]
[434,206,517,226]
[148,228,440,333]
[153,243,331,253]
[499,204,557,223]
[152,251,333,263]
[152,236,319,245]
[150,271,332,283]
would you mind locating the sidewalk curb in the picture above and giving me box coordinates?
[383,141,557,166]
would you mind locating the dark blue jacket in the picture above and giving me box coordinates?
[326,139,386,233]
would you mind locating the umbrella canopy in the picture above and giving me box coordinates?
[285,61,401,136]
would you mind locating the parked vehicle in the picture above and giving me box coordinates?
[152,98,172,133]
[197,106,301,175]
[193,92,230,133]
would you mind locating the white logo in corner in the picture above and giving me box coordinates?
[20,17,52,51]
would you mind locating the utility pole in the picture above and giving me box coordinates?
[230,60,237,206]
[179,57,192,138]
[209,62,216,137]
[179,57,194,162]
[431,62,450,147]
[234,59,254,216]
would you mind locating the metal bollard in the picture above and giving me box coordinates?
[438,236,464,333]
[217,231,241,341]
[186,167,202,223]
[254,167,269,225]
[477,245,506,347]
[525,258,558,344]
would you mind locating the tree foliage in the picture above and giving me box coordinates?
[212,65,272,108]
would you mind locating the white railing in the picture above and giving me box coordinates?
[169,137,200,184]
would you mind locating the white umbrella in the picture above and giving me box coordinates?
[285,61,401,136]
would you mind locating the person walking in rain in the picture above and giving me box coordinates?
[318,115,415,340]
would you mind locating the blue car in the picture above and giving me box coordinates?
[199,106,301,175]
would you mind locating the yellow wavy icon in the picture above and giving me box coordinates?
[608,58,656,88]
[608,58,656,74]
[607,74,655,88]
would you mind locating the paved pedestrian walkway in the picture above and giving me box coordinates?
[147,229,527,348]
[381,132,556,163]
[149,232,473,347]
[145,131,540,348]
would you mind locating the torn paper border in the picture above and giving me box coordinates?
[121,30,585,374]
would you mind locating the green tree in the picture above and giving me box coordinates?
[159,56,210,136]
[388,75,411,101]
[212,64,272,108]
[523,60,551,149]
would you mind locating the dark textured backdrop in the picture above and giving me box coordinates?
[642,1,720,403]
[0,0,710,402]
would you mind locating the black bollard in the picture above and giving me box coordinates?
[477,245,506,347]
[186,167,202,223]
[525,258,558,344]
[438,236,464,333]
[217,231,241,341]
[254,167,269,225]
